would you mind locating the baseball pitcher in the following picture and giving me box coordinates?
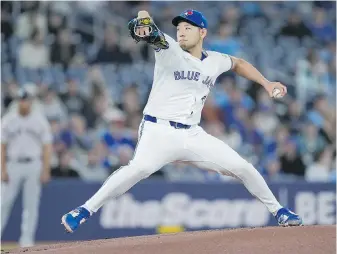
[1,88,52,247]
[62,10,302,233]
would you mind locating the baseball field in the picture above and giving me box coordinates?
[3,225,336,254]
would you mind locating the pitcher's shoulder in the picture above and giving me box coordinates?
[205,50,231,58]
[204,50,234,72]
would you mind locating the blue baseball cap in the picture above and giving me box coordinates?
[172,9,208,29]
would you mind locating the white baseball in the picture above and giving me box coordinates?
[272,88,283,98]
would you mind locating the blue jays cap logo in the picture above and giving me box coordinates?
[184,10,193,16]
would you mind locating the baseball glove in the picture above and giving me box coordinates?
[128,17,169,50]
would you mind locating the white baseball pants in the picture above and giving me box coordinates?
[1,160,42,247]
[84,119,282,214]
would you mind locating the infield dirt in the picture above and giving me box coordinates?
[4,225,336,254]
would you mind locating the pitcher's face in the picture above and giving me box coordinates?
[177,22,206,50]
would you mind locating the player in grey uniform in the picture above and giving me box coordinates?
[1,88,52,247]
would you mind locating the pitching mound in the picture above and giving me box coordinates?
[5,225,336,254]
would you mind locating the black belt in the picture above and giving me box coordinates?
[144,115,191,129]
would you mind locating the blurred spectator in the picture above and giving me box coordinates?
[83,67,114,129]
[89,95,112,130]
[100,109,136,170]
[49,118,67,169]
[120,35,150,63]
[308,8,336,43]
[51,151,80,178]
[263,156,283,181]
[240,111,264,153]
[298,122,326,164]
[120,86,141,114]
[264,125,290,156]
[206,23,242,56]
[73,9,95,44]
[217,85,254,128]
[61,114,92,152]
[307,95,336,144]
[36,82,50,98]
[18,29,49,69]
[47,10,66,36]
[15,4,47,40]
[2,82,18,109]
[305,147,334,182]
[278,12,312,41]
[87,67,107,98]
[101,109,136,149]
[117,85,142,127]
[1,2,13,40]
[281,100,305,135]
[280,138,306,177]
[253,105,279,138]
[41,87,68,122]
[231,106,249,135]
[92,27,132,64]
[59,79,90,116]
[295,48,330,106]
[50,29,76,69]
[219,5,241,33]
[72,145,109,182]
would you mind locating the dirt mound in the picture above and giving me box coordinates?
[5,225,336,254]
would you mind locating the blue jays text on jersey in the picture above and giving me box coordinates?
[173,70,214,89]
[174,70,200,81]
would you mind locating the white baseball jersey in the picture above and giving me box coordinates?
[1,111,52,160]
[143,33,233,125]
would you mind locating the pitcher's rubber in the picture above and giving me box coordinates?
[4,225,336,254]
